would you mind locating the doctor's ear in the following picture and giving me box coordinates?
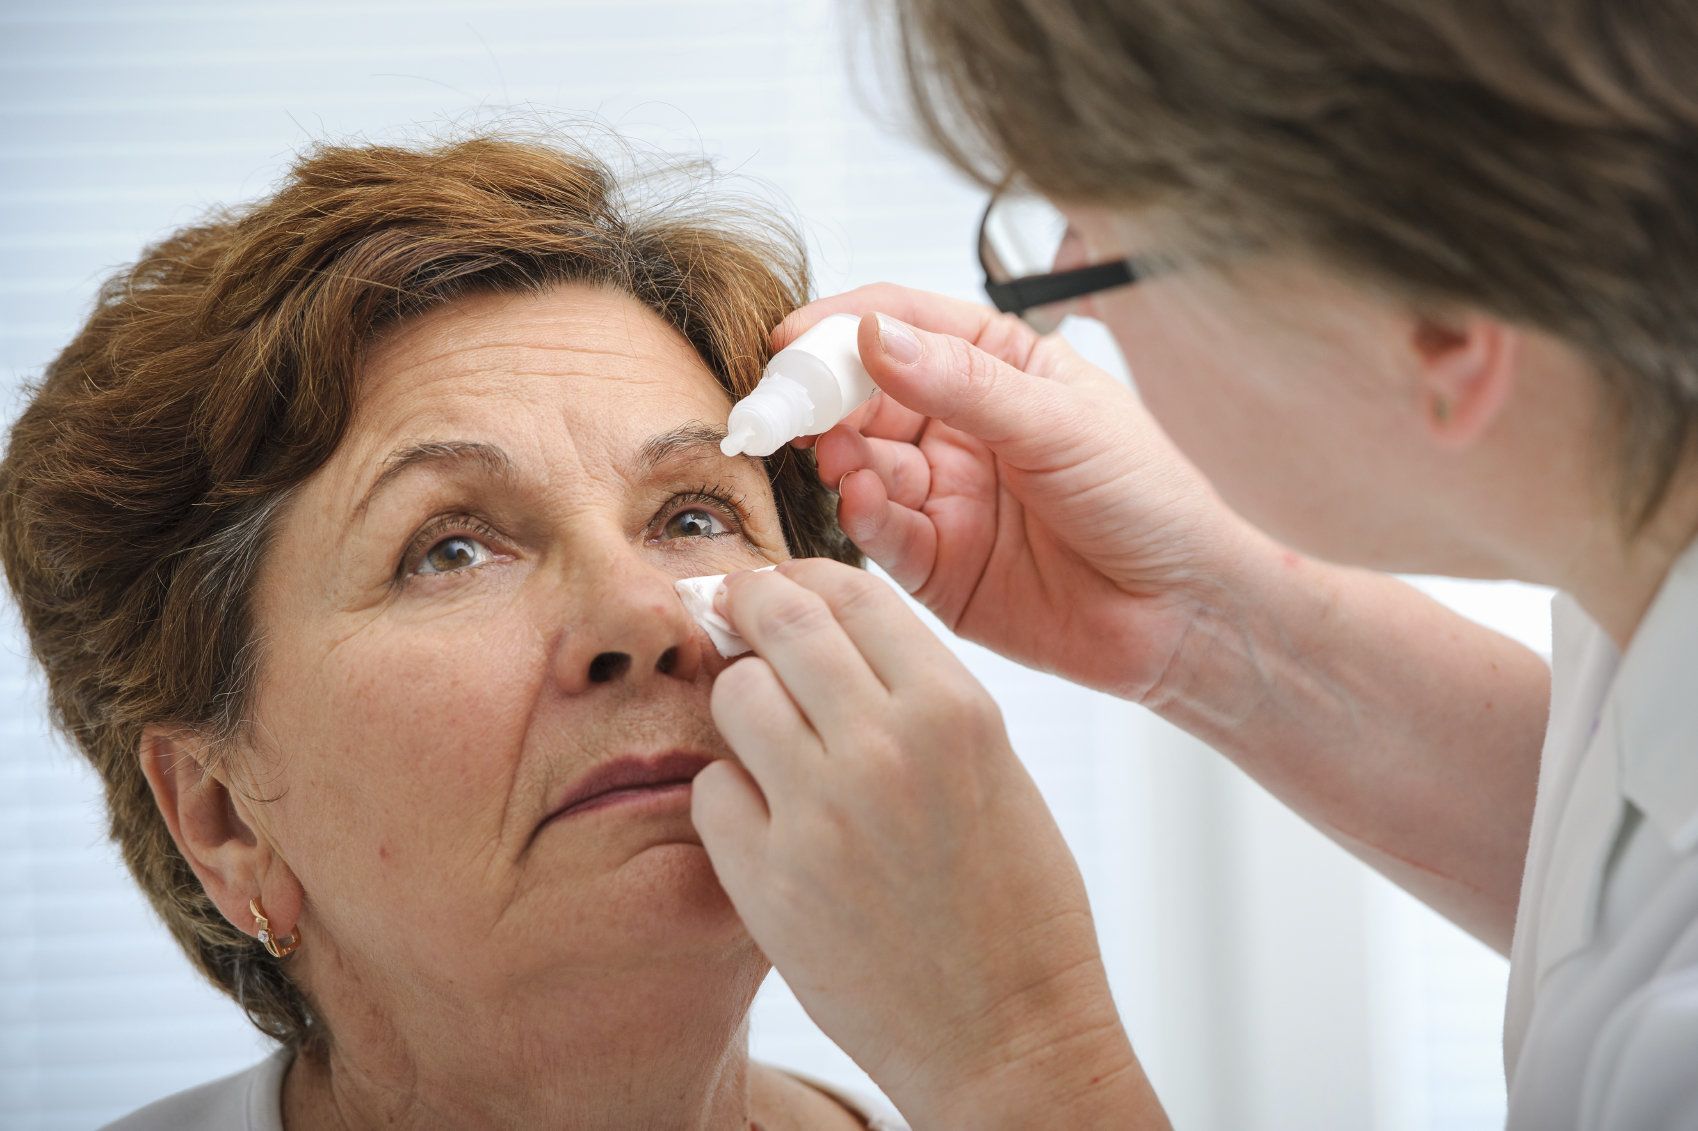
[138,725,303,941]
[1410,311,1519,448]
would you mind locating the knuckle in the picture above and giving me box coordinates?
[983,309,1039,362]
[753,589,834,642]
[847,736,930,820]
[920,678,1004,739]
[854,731,908,776]
[833,567,893,620]
[859,281,908,306]
[946,336,1001,406]
[779,555,837,587]
[782,558,895,623]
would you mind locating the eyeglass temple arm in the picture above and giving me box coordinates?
[983,260,1136,316]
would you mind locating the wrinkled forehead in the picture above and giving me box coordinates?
[328,285,738,496]
[363,285,729,430]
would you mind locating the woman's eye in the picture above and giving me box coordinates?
[416,535,493,575]
[660,507,730,540]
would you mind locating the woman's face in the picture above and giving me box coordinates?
[1059,203,1455,570]
[241,284,782,1000]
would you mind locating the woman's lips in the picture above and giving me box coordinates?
[546,751,714,823]
[556,780,694,819]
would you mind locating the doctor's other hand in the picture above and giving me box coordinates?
[690,559,1165,1130]
[773,284,1259,702]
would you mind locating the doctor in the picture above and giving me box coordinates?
[689,0,1698,1127]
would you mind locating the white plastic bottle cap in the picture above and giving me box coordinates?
[720,371,814,458]
[721,314,874,457]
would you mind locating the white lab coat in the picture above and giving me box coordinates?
[1505,539,1698,1128]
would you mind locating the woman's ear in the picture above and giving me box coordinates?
[1411,312,1519,448]
[138,725,303,943]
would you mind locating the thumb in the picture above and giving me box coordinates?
[690,760,770,902]
[858,313,1079,468]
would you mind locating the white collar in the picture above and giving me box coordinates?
[1613,537,1698,853]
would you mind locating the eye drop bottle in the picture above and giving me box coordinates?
[720,313,876,458]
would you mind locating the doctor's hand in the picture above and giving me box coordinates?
[690,559,1165,1131]
[774,284,1261,702]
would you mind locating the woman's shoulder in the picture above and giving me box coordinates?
[98,1050,902,1131]
[99,1047,290,1131]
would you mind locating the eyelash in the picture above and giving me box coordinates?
[396,484,752,583]
[656,483,750,544]
[398,514,507,582]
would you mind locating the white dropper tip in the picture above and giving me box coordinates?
[721,428,753,457]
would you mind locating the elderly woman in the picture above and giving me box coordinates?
[0,135,996,1129]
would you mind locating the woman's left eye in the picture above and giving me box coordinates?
[659,507,731,541]
[413,534,495,575]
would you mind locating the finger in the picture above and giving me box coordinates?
[857,313,1079,471]
[772,283,1042,373]
[813,387,928,444]
[774,558,966,690]
[842,387,931,445]
[790,390,931,452]
[836,469,938,594]
[710,656,822,795]
[816,426,932,511]
[720,568,891,738]
[689,759,770,893]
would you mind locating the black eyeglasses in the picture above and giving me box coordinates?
[976,182,1141,333]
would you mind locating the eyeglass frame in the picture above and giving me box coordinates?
[975,183,1143,330]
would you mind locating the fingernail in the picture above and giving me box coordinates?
[712,580,730,616]
[875,313,921,365]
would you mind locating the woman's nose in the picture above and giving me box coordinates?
[549,553,711,695]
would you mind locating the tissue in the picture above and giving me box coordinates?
[674,565,775,657]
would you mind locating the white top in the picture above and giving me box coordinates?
[1504,538,1698,1128]
[100,1048,908,1131]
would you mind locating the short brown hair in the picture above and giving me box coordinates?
[0,135,854,1050]
[891,0,1698,522]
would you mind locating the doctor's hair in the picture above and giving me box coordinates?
[0,133,856,1054]
[890,0,1698,526]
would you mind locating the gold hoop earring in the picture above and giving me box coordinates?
[249,897,300,959]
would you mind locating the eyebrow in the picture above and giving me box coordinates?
[634,423,742,476]
[352,440,515,520]
[351,423,744,521]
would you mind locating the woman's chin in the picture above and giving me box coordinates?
[628,840,733,902]
[599,841,750,947]
[495,827,755,969]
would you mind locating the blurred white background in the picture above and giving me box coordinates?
[0,2,1547,1128]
